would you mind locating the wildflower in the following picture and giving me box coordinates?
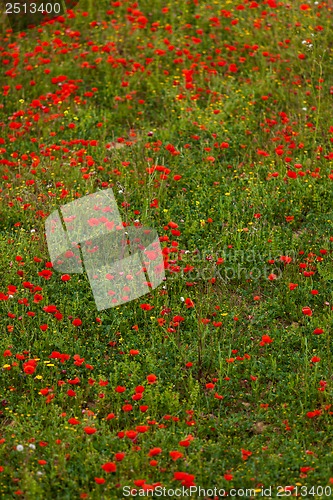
[169,451,183,461]
[146,374,157,384]
[84,427,97,435]
[148,447,162,457]
[115,385,126,393]
[302,307,312,316]
[23,360,37,375]
[140,304,154,311]
[260,335,273,346]
[129,349,139,356]
[135,425,148,434]
[101,462,116,473]
[307,410,321,418]
[68,418,80,425]
[179,439,191,448]
[94,478,105,484]
[241,449,252,460]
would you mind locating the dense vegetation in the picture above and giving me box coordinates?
[1,0,333,498]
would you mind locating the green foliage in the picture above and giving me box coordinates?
[1,0,333,497]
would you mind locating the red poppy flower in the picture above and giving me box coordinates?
[146,374,157,384]
[101,462,116,473]
[302,307,312,316]
[94,478,105,484]
[115,385,126,393]
[307,410,321,418]
[68,418,80,425]
[135,385,145,393]
[185,298,195,308]
[169,451,183,461]
[148,447,162,457]
[241,449,252,460]
[23,360,37,375]
[140,304,154,311]
[260,335,273,346]
[135,426,148,434]
[84,427,96,435]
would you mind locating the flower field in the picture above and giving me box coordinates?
[1,0,333,498]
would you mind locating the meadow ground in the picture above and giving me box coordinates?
[1,0,333,498]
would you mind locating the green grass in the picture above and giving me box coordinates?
[1,0,333,498]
